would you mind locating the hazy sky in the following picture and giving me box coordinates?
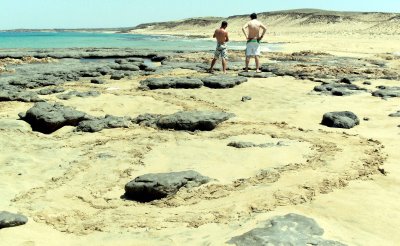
[1,0,400,29]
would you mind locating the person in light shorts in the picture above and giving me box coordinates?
[208,21,229,74]
[242,13,267,72]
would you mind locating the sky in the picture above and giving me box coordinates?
[1,0,400,30]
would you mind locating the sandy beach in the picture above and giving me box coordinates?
[1,9,400,246]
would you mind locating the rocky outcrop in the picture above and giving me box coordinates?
[56,90,100,100]
[156,111,235,131]
[124,171,210,202]
[140,77,203,90]
[0,84,43,102]
[76,115,132,132]
[228,213,346,246]
[19,102,88,134]
[314,83,366,96]
[201,75,247,89]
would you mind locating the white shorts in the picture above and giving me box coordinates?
[246,41,261,57]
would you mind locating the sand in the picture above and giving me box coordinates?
[1,10,400,246]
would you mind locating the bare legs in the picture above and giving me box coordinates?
[209,58,217,73]
[222,58,227,74]
[255,56,261,72]
[209,58,228,74]
[245,56,261,72]
[245,57,250,72]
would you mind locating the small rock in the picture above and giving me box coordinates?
[91,79,105,84]
[363,81,372,85]
[340,78,352,84]
[241,96,252,102]
[76,115,132,132]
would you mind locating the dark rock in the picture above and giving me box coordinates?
[79,71,101,77]
[91,79,105,84]
[140,77,203,90]
[372,86,400,98]
[241,96,252,102]
[340,78,352,84]
[113,64,140,71]
[157,111,235,131]
[139,63,157,72]
[321,111,360,129]
[314,83,365,96]
[76,115,132,132]
[97,67,111,75]
[238,71,273,78]
[37,87,65,95]
[389,111,400,117]
[0,85,44,102]
[124,171,210,202]
[227,213,346,246]
[127,58,145,63]
[133,113,162,127]
[363,81,372,85]
[20,102,88,134]
[151,55,166,62]
[56,91,100,100]
[0,211,28,229]
[110,73,125,80]
[115,59,127,64]
[363,117,370,121]
[201,75,247,89]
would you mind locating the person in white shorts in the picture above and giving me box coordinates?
[242,13,267,72]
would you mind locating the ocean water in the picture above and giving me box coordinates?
[0,31,280,51]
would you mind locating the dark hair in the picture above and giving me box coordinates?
[250,13,257,19]
[221,21,228,27]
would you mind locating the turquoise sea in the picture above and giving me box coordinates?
[0,31,280,51]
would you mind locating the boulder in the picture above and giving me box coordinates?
[321,111,360,129]
[201,75,247,89]
[124,171,210,202]
[227,213,346,246]
[0,211,28,229]
[19,102,88,134]
[76,115,132,132]
[157,111,235,131]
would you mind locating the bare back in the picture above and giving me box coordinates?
[243,19,267,40]
[214,28,229,44]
